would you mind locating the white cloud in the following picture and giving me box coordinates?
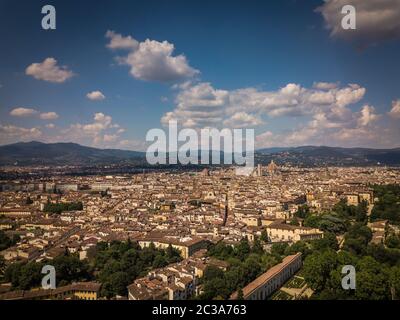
[118,139,146,151]
[223,112,263,128]
[161,81,400,148]
[106,31,199,83]
[388,99,400,119]
[313,82,339,90]
[255,101,396,149]
[45,123,55,129]
[86,90,106,101]
[10,107,38,117]
[106,30,139,50]
[25,58,74,83]
[358,105,379,126]
[103,134,119,143]
[308,91,335,105]
[0,125,42,144]
[10,108,59,120]
[40,112,59,120]
[316,0,400,45]
[335,84,366,108]
[162,82,367,129]
[60,112,125,148]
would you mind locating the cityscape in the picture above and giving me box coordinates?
[0,0,400,303]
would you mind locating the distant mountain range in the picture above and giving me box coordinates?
[0,141,400,166]
[0,141,144,166]
[257,146,400,166]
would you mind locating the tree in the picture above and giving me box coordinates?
[355,256,391,300]
[312,232,339,251]
[355,200,368,223]
[343,223,372,256]
[52,254,91,283]
[237,287,244,300]
[152,255,167,269]
[0,231,19,251]
[260,230,269,243]
[203,266,224,282]
[271,243,288,257]
[18,262,44,290]
[251,236,264,255]
[303,215,321,228]
[386,234,400,249]
[295,205,310,219]
[101,271,130,298]
[370,185,400,225]
[0,255,6,276]
[302,249,338,292]
[285,241,310,257]
[235,238,251,260]
[389,266,400,300]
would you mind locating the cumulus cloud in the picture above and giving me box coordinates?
[316,0,400,45]
[0,125,42,144]
[86,90,106,101]
[161,81,400,148]
[61,112,124,148]
[106,30,199,83]
[40,112,59,120]
[313,82,339,90]
[10,107,38,117]
[223,112,264,128]
[162,81,367,129]
[335,84,366,108]
[106,30,139,50]
[358,105,379,126]
[388,99,400,119]
[255,101,396,149]
[10,108,59,120]
[25,58,74,83]
[45,123,55,129]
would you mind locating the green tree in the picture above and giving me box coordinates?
[252,236,264,255]
[235,238,251,260]
[271,243,288,257]
[260,230,269,243]
[295,205,310,219]
[152,255,168,269]
[312,232,339,251]
[355,256,391,300]
[237,287,244,300]
[303,249,338,292]
[389,266,400,300]
[386,234,400,249]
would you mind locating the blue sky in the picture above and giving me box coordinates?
[0,0,399,149]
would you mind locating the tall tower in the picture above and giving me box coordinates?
[257,164,262,177]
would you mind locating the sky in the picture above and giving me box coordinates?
[0,0,399,150]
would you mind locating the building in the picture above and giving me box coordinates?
[137,236,208,259]
[0,282,101,300]
[230,253,302,300]
[0,209,31,217]
[265,222,323,242]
